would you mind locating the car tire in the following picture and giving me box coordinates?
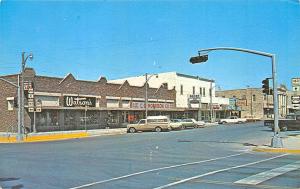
[237,121,243,124]
[222,121,226,124]
[281,126,287,132]
[129,127,136,133]
[181,125,185,130]
[155,127,162,132]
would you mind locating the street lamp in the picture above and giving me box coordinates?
[145,73,158,118]
[19,52,33,141]
[189,47,282,148]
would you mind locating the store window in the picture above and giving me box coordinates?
[193,86,195,95]
[80,111,99,125]
[253,94,256,101]
[64,110,76,126]
[36,110,59,126]
[7,100,13,111]
[203,88,206,96]
[200,87,202,96]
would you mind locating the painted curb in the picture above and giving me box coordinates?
[253,147,300,154]
[0,132,89,143]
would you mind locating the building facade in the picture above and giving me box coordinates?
[216,87,288,119]
[0,68,176,132]
[287,78,300,113]
[109,72,229,121]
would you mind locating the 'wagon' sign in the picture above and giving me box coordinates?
[64,96,96,107]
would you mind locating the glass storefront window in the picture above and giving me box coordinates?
[36,110,59,127]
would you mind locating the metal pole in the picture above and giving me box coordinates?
[194,47,282,147]
[17,75,22,141]
[210,82,213,122]
[19,53,25,141]
[198,95,202,121]
[85,105,87,131]
[33,111,36,132]
[271,55,282,148]
[145,73,148,119]
[250,88,253,119]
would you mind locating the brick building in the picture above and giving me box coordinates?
[216,87,287,119]
[0,68,177,132]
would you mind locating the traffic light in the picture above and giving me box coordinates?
[262,78,273,95]
[189,55,208,64]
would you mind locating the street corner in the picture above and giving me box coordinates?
[252,146,300,154]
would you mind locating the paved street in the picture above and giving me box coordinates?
[0,122,299,189]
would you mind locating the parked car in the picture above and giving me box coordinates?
[264,114,300,131]
[170,119,184,130]
[127,116,172,133]
[219,116,247,124]
[180,119,197,129]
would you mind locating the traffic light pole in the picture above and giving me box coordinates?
[191,47,282,148]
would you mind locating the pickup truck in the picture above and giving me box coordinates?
[219,116,247,124]
[264,114,300,131]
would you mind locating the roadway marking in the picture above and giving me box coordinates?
[68,152,247,189]
[234,160,300,185]
[153,153,288,189]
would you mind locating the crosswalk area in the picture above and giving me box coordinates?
[69,152,300,189]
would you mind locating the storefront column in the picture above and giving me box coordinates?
[59,110,65,131]
[75,111,81,130]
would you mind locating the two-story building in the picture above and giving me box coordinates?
[109,72,229,121]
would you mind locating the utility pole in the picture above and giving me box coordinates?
[145,73,148,119]
[19,52,33,141]
[210,81,213,123]
[145,73,158,119]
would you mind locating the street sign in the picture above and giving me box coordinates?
[28,101,34,107]
[292,96,300,104]
[28,108,34,112]
[36,107,42,112]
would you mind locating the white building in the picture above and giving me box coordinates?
[109,72,229,121]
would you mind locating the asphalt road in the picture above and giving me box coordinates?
[0,122,299,189]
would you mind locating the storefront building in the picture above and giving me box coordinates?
[216,86,288,119]
[0,68,176,132]
[109,72,230,121]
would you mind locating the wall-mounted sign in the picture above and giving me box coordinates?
[132,102,174,109]
[236,99,247,107]
[64,96,96,107]
[24,82,33,90]
[36,107,42,112]
[28,108,34,112]
[292,78,300,87]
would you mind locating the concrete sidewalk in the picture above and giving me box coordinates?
[0,128,127,143]
[253,131,300,154]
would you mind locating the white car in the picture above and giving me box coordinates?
[219,116,247,124]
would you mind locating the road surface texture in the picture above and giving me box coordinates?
[0,122,299,189]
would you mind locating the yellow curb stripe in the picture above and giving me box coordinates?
[0,136,17,143]
[0,132,89,143]
[253,147,300,154]
[24,132,89,142]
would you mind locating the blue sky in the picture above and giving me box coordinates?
[0,0,299,90]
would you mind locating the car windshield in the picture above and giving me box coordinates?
[1,1,299,189]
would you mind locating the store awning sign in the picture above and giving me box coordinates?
[64,96,96,107]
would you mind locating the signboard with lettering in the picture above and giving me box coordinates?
[292,96,300,104]
[64,96,96,107]
[131,102,174,109]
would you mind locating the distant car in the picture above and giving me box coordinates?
[219,116,247,124]
[264,114,300,131]
[170,119,184,130]
[180,119,197,129]
[127,116,172,133]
